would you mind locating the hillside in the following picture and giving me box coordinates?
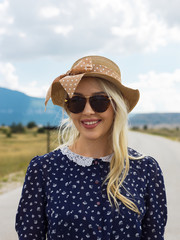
[0,87,62,126]
[129,112,180,127]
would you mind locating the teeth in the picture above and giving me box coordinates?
[83,121,98,125]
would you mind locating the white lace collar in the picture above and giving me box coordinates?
[61,145,113,167]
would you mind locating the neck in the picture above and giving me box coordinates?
[70,136,113,158]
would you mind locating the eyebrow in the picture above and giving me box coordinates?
[74,91,106,96]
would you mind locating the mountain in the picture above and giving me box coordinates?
[129,112,180,127]
[0,87,180,127]
[0,87,62,126]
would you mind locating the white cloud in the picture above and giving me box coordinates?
[40,6,60,18]
[0,0,14,36]
[0,62,19,88]
[112,20,180,52]
[147,0,180,26]
[0,0,180,60]
[18,84,49,98]
[0,61,48,98]
[0,0,9,12]
[0,27,6,35]
[130,70,180,112]
[19,32,26,38]
[53,25,73,36]
[101,0,180,53]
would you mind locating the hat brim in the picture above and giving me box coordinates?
[51,72,139,112]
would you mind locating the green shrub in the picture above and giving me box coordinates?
[6,130,12,138]
[10,123,25,133]
[37,127,45,133]
[27,121,37,128]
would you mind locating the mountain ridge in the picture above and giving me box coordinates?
[0,87,62,126]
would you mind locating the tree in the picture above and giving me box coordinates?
[27,121,37,128]
[37,127,45,133]
[10,122,25,133]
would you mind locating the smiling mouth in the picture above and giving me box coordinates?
[83,120,100,125]
[81,120,102,128]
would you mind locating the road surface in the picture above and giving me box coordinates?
[0,131,180,239]
[128,131,180,240]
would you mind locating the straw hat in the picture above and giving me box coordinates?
[45,56,140,112]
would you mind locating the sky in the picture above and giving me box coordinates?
[0,0,180,113]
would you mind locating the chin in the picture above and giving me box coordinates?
[82,132,106,142]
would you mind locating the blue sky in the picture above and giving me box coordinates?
[0,0,180,113]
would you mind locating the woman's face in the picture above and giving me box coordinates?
[69,77,114,143]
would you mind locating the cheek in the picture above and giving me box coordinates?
[70,113,80,125]
[106,106,115,122]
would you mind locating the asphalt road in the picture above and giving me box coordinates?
[0,187,21,240]
[128,131,180,240]
[0,131,180,240]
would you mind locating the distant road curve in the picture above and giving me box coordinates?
[0,131,179,240]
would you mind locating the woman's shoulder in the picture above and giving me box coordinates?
[128,147,163,179]
[128,148,163,182]
[28,148,65,169]
[128,147,156,163]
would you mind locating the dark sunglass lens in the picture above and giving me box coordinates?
[67,96,86,113]
[90,96,110,112]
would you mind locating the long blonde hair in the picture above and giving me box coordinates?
[58,77,140,214]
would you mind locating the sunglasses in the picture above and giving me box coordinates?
[65,95,112,114]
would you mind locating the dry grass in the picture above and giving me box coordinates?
[130,127,180,142]
[0,129,59,182]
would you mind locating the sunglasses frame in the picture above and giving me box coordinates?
[64,94,112,114]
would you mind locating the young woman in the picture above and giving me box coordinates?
[16,56,167,239]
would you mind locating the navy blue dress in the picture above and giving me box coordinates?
[15,146,167,239]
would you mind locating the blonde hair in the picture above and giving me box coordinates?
[58,77,141,214]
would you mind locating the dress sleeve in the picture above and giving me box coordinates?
[141,157,167,239]
[15,156,47,240]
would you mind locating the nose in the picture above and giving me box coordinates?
[82,99,95,114]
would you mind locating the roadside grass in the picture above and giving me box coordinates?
[0,129,59,186]
[130,127,180,142]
